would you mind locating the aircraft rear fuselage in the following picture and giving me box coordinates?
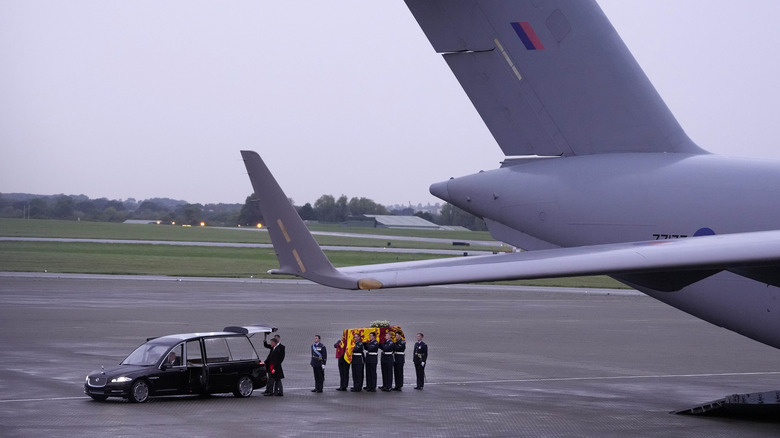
[432,153,780,249]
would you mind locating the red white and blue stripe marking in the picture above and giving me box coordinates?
[511,22,545,50]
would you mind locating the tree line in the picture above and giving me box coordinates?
[239,194,486,231]
[1,192,486,231]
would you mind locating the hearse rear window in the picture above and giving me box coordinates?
[204,337,231,363]
[226,336,259,361]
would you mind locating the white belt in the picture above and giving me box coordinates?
[383,352,393,355]
[367,352,378,355]
[394,352,405,355]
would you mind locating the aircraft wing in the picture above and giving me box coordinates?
[242,150,780,291]
[337,232,780,290]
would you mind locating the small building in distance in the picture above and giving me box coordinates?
[363,214,453,230]
[123,219,161,225]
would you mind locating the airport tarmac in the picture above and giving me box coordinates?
[1,273,779,437]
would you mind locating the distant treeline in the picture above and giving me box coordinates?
[0,193,486,230]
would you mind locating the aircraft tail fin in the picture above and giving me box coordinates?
[240,151,357,289]
[405,0,706,157]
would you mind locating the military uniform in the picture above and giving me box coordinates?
[364,338,379,391]
[413,339,428,389]
[310,341,327,392]
[334,340,349,391]
[379,338,395,391]
[350,338,365,392]
[392,337,406,390]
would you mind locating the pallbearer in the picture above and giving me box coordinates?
[334,338,349,391]
[350,333,365,392]
[364,332,379,392]
[379,331,395,391]
[392,331,406,391]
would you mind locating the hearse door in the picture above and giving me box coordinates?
[154,343,187,394]
[185,339,208,394]
[204,337,235,392]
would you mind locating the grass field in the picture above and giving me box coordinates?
[0,218,628,288]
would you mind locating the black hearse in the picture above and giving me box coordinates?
[85,324,275,403]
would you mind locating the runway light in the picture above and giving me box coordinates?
[200,222,205,227]
[257,223,263,228]
[172,221,176,225]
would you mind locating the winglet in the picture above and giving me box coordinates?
[240,151,359,289]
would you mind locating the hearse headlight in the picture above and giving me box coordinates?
[110,376,132,383]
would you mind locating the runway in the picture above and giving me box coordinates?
[1,273,779,437]
[0,237,496,255]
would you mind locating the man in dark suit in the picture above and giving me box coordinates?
[264,337,285,396]
[262,333,281,394]
[310,335,327,392]
[165,351,181,367]
[413,333,428,390]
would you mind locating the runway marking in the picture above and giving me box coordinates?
[0,396,88,403]
[1,371,778,404]
[430,371,780,386]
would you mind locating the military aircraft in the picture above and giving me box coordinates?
[241,0,780,351]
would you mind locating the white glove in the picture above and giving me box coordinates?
[322,364,325,369]
[421,362,425,367]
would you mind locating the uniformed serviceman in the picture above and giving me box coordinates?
[379,331,395,391]
[392,331,406,391]
[364,332,379,392]
[413,332,428,390]
[334,338,349,391]
[310,335,327,393]
[350,334,365,392]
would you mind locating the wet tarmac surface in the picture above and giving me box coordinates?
[1,273,779,437]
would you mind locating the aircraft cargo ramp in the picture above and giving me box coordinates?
[674,390,780,418]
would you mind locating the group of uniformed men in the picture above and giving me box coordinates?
[311,331,428,393]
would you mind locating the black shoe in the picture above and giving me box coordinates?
[381,388,390,392]
[263,393,274,396]
[367,388,376,392]
[316,389,323,393]
[350,388,361,392]
[414,386,423,390]
[311,389,318,392]
[392,387,402,391]
[275,393,283,396]
[336,388,346,391]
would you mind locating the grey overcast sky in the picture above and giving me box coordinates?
[2,1,780,206]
